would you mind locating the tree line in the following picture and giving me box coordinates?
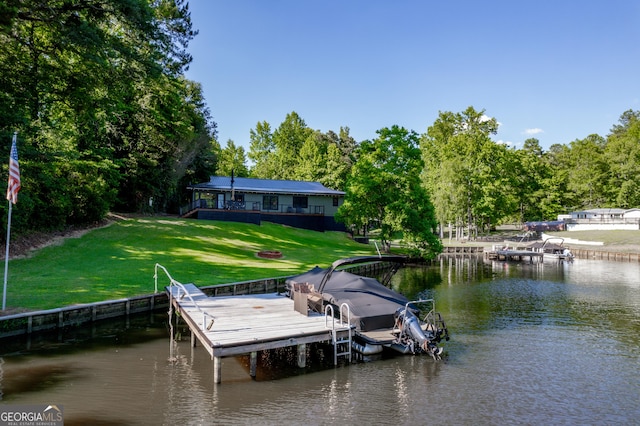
[217,107,639,254]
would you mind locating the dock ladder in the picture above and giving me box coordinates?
[325,303,352,365]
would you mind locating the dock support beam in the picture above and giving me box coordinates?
[250,351,257,379]
[297,344,306,368]
[214,356,222,384]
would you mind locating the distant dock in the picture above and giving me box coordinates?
[482,243,544,263]
[441,246,484,254]
[167,283,351,384]
[490,249,543,262]
[442,244,543,262]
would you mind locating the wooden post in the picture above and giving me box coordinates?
[250,351,257,379]
[214,356,222,384]
[297,344,306,368]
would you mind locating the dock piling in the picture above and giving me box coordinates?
[250,351,257,379]
[214,357,222,384]
[297,344,306,368]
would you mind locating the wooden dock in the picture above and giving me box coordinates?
[441,246,484,254]
[167,284,350,383]
[487,249,544,263]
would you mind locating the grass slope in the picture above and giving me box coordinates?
[6,217,376,311]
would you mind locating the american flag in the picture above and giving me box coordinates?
[6,133,20,204]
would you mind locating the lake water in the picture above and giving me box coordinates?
[1,257,639,425]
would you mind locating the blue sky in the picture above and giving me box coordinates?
[183,1,640,151]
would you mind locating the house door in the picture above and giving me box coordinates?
[217,193,225,209]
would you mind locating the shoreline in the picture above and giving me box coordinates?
[442,237,640,255]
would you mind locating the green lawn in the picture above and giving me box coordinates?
[545,230,640,247]
[5,217,377,311]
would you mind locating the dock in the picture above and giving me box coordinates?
[441,246,484,254]
[486,248,544,263]
[167,283,351,383]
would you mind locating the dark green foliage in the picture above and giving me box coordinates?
[247,113,356,190]
[0,0,215,234]
[338,125,442,259]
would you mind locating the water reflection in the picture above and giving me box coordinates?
[1,256,639,424]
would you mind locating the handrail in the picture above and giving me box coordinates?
[324,304,336,329]
[324,303,351,331]
[154,263,215,331]
[325,303,352,364]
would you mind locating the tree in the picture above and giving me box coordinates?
[217,139,248,177]
[323,142,351,190]
[296,131,327,182]
[605,110,640,208]
[248,121,276,178]
[321,127,358,190]
[555,135,609,210]
[272,111,312,180]
[510,138,549,222]
[337,125,441,259]
[421,106,508,239]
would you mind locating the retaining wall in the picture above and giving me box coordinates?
[0,293,168,339]
[571,249,640,262]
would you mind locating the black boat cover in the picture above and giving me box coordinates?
[287,266,408,332]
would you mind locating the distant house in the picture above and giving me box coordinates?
[623,208,640,219]
[563,208,640,231]
[569,208,626,220]
[185,176,346,232]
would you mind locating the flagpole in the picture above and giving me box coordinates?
[3,131,19,312]
[2,200,11,311]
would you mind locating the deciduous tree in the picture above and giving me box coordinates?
[338,126,441,258]
[421,107,507,238]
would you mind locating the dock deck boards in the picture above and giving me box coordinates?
[168,284,345,358]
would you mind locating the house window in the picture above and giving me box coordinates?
[333,197,339,207]
[263,195,278,211]
[293,196,308,209]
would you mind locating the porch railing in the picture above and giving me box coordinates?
[182,200,325,215]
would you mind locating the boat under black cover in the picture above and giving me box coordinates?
[286,256,449,358]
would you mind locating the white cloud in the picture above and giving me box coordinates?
[481,114,502,128]
[524,128,544,135]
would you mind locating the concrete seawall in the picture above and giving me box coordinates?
[570,249,640,262]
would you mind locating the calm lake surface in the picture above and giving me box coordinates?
[1,257,639,425]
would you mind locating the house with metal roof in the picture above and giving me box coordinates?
[184,176,346,232]
[563,208,640,231]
